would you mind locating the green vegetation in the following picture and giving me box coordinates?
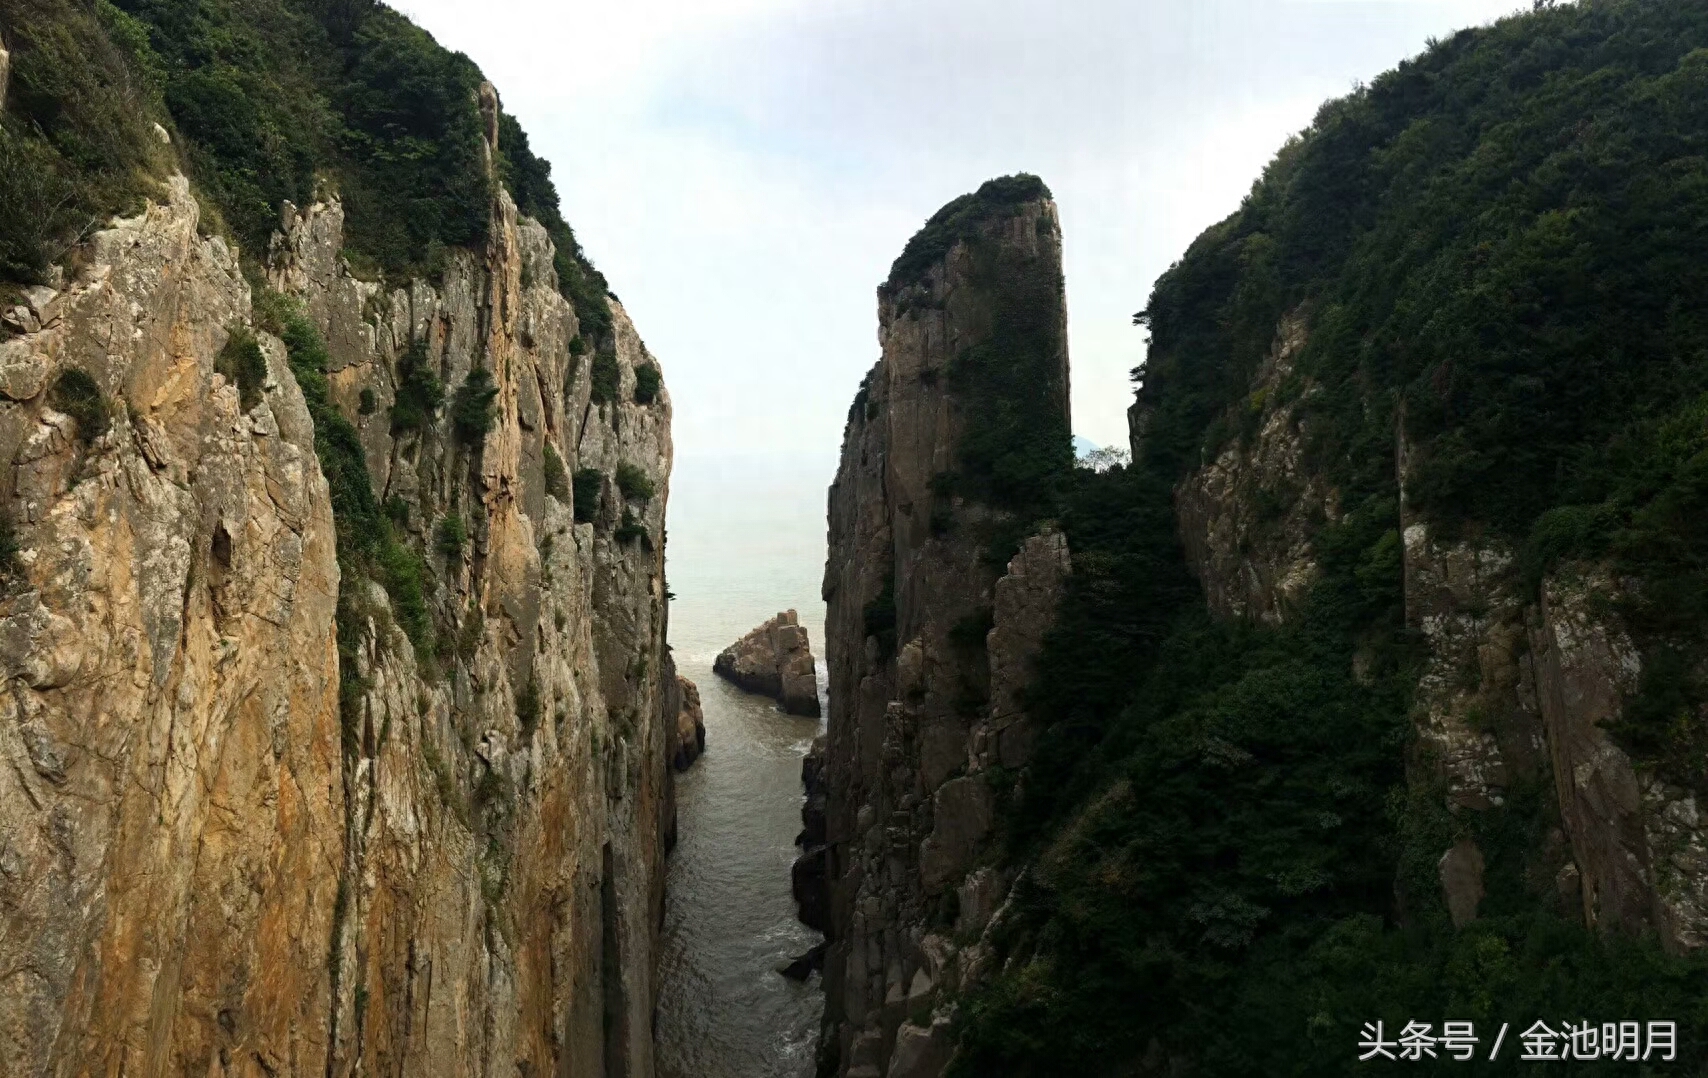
[615,461,653,502]
[389,338,444,434]
[435,513,466,558]
[0,0,166,283]
[267,296,430,693]
[886,174,1071,558]
[515,673,540,737]
[589,349,619,404]
[943,230,1071,535]
[48,367,108,443]
[494,111,612,345]
[614,507,647,546]
[215,325,267,411]
[885,174,1050,293]
[950,4,1708,1073]
[632,362,660,404]
[572,468,600,524]
[0,508,20,580]
[543,441,569,501]
[450,364,497,444]
[3,0,619,338]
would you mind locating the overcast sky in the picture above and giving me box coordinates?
[398,0,1528,463]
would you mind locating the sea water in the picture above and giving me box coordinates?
[654,452,833,1078]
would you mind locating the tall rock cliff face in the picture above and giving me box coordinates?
[1173,310,1708,948]
[820,9,1708,1075]
[815,178,1070,1078]
[0,99,677,1077]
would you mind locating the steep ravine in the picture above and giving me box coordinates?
[0,87,685,1078]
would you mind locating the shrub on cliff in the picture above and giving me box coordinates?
[615,462,653,503]
[632,362,661,404]
[275,299,430,670]
[495,113,613,346]
[451,364,497,444]
[572,468,601,524]
[614,507,648,547]
[216,326,268,412]
[862,574,896,658]
[390,339,444,434]
[589,350,619,405]
[0,0,165,283]
[543,442,569,501]
[49,367,108,443]
[435,513,466,558]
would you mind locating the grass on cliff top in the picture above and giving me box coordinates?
[0,0,168,283]
[884,173,1051,293]
[2,0,617,346]
[883,174,1072,556]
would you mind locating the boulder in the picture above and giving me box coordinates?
[714,608,821,716]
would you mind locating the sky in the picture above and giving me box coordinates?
[396,0,1531,466]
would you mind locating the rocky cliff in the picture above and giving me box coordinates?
[0,80,678,1078]
[713,609,820,716]
[849,9,1708,1076]
[813,176,1071,1078]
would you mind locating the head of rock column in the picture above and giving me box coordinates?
[813,174,1073,1078]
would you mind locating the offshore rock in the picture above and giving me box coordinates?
[714,608,821,716]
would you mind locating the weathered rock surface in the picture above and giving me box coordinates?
[1174,301,1708,952]
[0,90,678,1078]
[713,608,820,716]
[811,183,1070,1078]
[1175,308,1336,625]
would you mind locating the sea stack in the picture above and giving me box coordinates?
[812,174,1073,1076]
[714,610,822,716]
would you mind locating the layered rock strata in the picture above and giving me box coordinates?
[713,608,820,716]
[812,183,1070,1078]
[0,91,678,1077]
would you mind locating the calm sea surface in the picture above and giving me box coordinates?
[655,452,834,1078]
